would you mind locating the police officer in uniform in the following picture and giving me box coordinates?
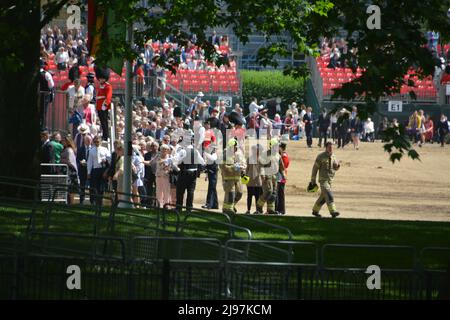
[220,137,246,214]
[255,138,283,215]
[39,59,54,130]
[85,72,96,104]
[174,131,205,212]
[310,141,340,218]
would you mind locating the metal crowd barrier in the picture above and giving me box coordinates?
[40,164,69,203]
[321,244,417,270]
[132,237,223,262]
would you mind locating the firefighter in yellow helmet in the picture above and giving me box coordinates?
[220,137,247,214]
[255,138,284,215]
[310,141,341,218]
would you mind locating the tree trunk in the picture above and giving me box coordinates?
[0,1,41,199]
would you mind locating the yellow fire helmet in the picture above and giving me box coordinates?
[269,137,279,148]
[227,138,238,148]
[307,182,319,193]
[240,175,250,185]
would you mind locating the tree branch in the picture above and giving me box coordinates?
[40,0,70,28]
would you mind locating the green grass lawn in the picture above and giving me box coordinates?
[1,202,450,300]
[1,202,450,269]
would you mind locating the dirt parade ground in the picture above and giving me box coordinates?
[193,139,450,222]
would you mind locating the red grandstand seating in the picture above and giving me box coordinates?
[316,56,436,99]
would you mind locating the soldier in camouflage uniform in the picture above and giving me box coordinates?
[310,141,341,218]
[220,138,247,214]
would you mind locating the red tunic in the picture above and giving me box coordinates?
[280,152,290,184]
[203,129,217,149]
[96,82,113,111]
[441,73,450,84]
[61,81,73,91]
[136,67,145,83]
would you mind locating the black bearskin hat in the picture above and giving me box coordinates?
[68,64,81,81]
[95,65,110,81]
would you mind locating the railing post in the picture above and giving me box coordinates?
[161,258,170,299]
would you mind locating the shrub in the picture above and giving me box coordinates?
[240,70,306,114]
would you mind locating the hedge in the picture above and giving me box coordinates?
[240,70,306,114]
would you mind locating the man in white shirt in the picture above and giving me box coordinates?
[364,118,375,142]
[248,97,263,115]
[87,136,111,206]
[193,116,205,151]
[55,46,69,70]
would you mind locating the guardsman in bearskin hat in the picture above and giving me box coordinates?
[95,66,112,141]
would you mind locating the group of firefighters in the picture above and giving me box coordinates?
[177,132,341,218]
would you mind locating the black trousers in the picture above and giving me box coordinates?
[136,81,144,97]
[176,171,197,211]
[98,110,109,141]
[206,167,219,209]
[78,166,92,204]
[331,123,338,140]
[337,130,348,148]
[438,130,447,146]
[40,92,51,130]
[247,186,262,212]
[138,185,147,203]
[318,130,328,147]
[144,174,156,205]
[90,167,106,206]
[275,182,286,214]
[305,127,313,146]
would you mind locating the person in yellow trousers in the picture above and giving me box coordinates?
[220,138,247,214]
[255,138,284,215]
[309,141,341,218]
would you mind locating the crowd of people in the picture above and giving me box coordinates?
[403,110,450,147]
[40,68,295,215]
[39,67,450,214]
[38,25,450,216]
[320,37,358,69]
[40,25,234,78]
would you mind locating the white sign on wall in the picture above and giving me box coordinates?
[218,96,232,109]
[388,100,403,112]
